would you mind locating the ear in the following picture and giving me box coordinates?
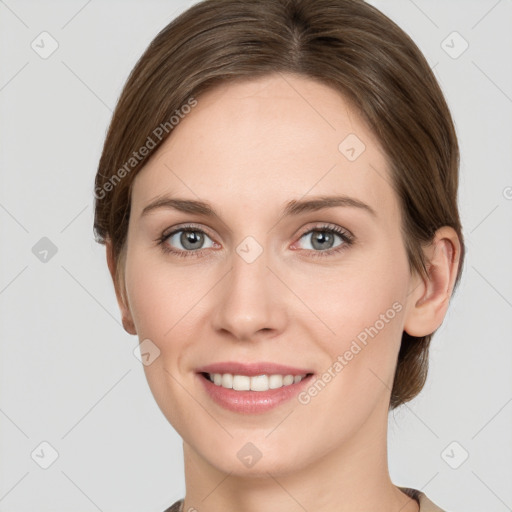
[403,226,461,337]
[106,239,137,335]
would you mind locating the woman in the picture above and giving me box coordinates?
[93,1,465,511]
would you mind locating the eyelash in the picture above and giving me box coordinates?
[155,223,355,259]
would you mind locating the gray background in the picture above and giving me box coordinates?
[0,0,511,511]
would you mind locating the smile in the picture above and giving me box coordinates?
[202,372,310,391]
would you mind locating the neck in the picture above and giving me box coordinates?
[180,401,419,512]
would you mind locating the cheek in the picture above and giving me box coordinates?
[315,257,406,325]
[124,249,213,344]
[126,270,171,340]
[124,251,208,428]
[295,266,407,432]
[126,248,219,376]
[303,244,409,370]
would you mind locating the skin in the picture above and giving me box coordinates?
[106,72,460,512]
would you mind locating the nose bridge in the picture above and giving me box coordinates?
[212,235,285,340]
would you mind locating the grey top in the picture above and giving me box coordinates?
[162,487,447,511]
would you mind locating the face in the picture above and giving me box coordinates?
[119,73,422,476]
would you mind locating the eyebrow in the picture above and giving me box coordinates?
[140,194,377,220]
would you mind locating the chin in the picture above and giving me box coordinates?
[198,441,310,478]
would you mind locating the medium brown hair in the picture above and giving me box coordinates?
[93,0,465,409]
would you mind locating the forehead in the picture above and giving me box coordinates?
[131,73,397,221]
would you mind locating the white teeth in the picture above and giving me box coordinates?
[268,374,282,389]
[283,375,294,386]
[207,373,307,391]
[250,374,269,391]
[221,373,233,388]
[233,375,251,391]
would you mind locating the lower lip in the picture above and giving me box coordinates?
[197,373,314,414]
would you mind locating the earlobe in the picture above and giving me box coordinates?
[403,227,460,338]
[105,239,137,336]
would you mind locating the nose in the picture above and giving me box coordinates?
[211,241,288,342]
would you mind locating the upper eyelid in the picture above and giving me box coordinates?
[164,223,215,240]
[298,223,351,237]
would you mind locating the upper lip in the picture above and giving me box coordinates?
[196,361,314,377]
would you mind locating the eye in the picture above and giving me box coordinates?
[156,222,354,259]
[294,224,354,257]
[156,224,217,257]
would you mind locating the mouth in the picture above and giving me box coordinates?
[195,361,315,414]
